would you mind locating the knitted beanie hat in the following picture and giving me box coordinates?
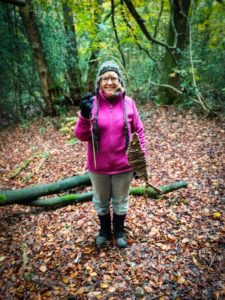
[95,61,125,91]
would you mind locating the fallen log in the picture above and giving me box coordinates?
[130,181,187,196]
[0,173,91,205]
[0,181,188,207]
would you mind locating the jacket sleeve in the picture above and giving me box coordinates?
[132,100,147,155]
[74,112,92,142]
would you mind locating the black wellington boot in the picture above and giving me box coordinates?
[96,212,112,247]
[113,213,127,248]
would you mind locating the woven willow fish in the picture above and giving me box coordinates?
[127,133,162,194]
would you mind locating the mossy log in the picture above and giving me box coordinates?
[0,180,188,208]
[0,173,91,205]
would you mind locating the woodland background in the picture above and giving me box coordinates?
[0,0,224,300]
[0,0,225,122]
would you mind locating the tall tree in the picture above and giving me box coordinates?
[85,0,104,93]
[122,0,191,104]
[62,2,83,104]
[19,0,56,116]
[159,0,191,104]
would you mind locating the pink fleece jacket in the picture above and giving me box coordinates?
[75,91,146,174]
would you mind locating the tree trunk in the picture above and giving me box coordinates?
[85,1,104,94]
[159,0,191,104]
[0,173,187,207]
[19,0,56,116]
[62,3,83,104]
[86,51,99,94]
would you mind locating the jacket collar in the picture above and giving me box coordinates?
[98,90,124,103]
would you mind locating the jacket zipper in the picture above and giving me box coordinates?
[110,103,113,168]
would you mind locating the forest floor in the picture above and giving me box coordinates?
[0,104,224,300]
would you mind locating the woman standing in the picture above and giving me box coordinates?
[75,61,146,248]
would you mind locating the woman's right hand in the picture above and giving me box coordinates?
[80,93,94,119]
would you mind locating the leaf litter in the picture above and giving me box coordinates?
[0,106,224,299]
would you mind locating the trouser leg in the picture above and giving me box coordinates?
[111,171,133,215]
[89,172,112,247]
[89,171,133,248]
[111,171,133,248]
[89,172,111,216]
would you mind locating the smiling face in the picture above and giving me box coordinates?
[99,71,121,98]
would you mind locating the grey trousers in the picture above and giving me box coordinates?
[89,171,133,216]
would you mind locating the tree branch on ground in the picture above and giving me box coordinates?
[0,178,188,208]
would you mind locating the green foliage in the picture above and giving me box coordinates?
[66,138,77,146]
[0,0,224,124]
[35,1,67,88]
[176,0,225,114]
[0,5,42,122]
[39,127,46,135]
[59,115,77,145]
[20,120,30,130]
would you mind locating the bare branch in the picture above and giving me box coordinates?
[122,0,176,51]
[111,0,126,68]
[103,2,119,23]
[148,80,183,94]
[215,0,225,4]
[153,0,164,38]
[120,0,158,64]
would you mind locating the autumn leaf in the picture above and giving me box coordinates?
[177,273,186,284]
[108,286,116,293]
[100,282,109,289]
[42,291,51,297]
[39,265,47,272]
[181,238,190,244]
[213,212,222,219]
[167,234,177,243]
[192,256,200,267]
[142,286,151,294]
[87,291,102,298]
[62,277,69,283]
[75,287,84,295]
[70,272,78,279]
[83,247,94,254]
[0,256,6,262]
